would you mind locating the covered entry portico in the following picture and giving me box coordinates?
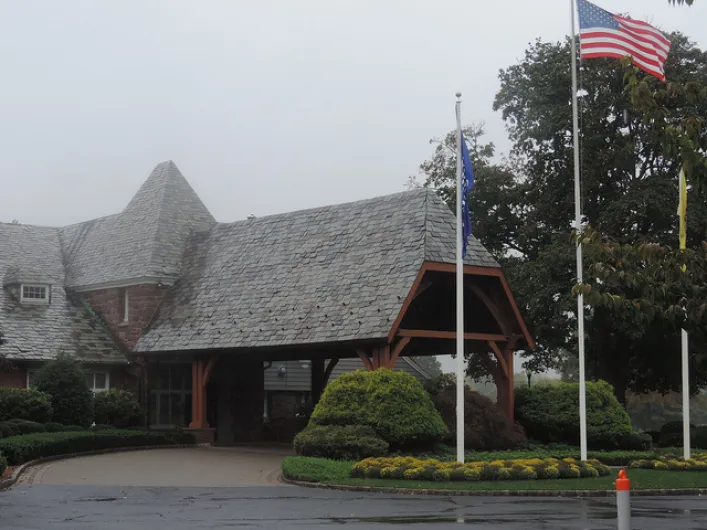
[137,258,532,444]
[132,188,533,444]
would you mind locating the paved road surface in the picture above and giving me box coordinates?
[2,485,706,529]
[17,446,287,487]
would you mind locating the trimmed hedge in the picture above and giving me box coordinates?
[34,358,94,427]
[93,390,142,428]
[5,419,47,435]
[427,376,527,450]
[515,381,634,449]
[310,369,447,449]
[294,425,388,461]
[0,388,53,424]
[0,430,195,466]
[350,456,612,481]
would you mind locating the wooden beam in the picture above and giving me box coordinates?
[356,348,374,371]
[468,283,512,336]
[202,355,218,389]
[488,341,509,379]
[387,265,427,342]
[397,329,507,342]
[498,272,535,350]
[411,280,433,302]
[387,337,411,369]
[323,358,339,384]
[423,262,503,277]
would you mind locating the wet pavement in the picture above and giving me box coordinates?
[1,485,706,529]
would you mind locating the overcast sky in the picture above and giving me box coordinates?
[1,0,704,228]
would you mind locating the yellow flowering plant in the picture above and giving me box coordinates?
[350,456,611,481]
[629,453,707,472]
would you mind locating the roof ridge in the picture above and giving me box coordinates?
[217,188,427,227]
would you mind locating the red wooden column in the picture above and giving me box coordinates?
[189,358,208,429]
[504,349,514,423]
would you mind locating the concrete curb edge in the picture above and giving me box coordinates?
[0,443,201,491]
[280,476,707,498]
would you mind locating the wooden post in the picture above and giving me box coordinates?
[189,358,210,429]
[504,349,515,423]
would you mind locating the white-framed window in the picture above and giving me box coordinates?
[85,371,110,392]
[119,288,129,323]
[20,284,49,304]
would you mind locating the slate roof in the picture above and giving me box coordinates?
[135,188,498,353]
[60,161,215,289]
[0,223,125,363]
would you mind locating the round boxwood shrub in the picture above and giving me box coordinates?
[658,420,696,448]
[93,389,142,428]
[0,421,21,438]
[309,369,447,449]
[43,422,65,433]
[426,375,527,450]
[515,380,633,449]
[293,425,389,460]
[0,388,53,423]
[6,419,46,435]
[34,358,94,427]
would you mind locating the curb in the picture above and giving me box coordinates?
[280,476,707,498]
[0,444,200,491]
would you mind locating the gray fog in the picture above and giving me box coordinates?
[1,0,703,227]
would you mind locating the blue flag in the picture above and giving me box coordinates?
[460,134,474,258]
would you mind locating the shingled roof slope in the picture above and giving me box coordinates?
[60,161,215,289]
[0,223,125,363]
[135,188,498,353]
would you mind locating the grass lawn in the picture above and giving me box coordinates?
[281,456,707,492]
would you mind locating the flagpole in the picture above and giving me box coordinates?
[682,328,690,460]
[455,92,465,464]
[570,0,588,462]
[679,169,690,461]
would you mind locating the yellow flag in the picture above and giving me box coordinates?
[678,167,687,271]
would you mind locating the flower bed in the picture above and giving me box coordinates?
[350,456,612,481]
[630,453,707,471]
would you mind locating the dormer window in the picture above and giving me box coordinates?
[21,284,49,304]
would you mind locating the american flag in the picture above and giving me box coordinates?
[577,0,671,81]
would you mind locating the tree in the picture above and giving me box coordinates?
[34,356,94,426]
[575,229,707,402]
[409,355,442,377]
[418,34,707,399]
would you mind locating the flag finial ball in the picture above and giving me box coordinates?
[455,92,462,98]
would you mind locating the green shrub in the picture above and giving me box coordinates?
[294,425,388,461]
[0,388,53,423]
[310,369,447,449]
[0,453,6,476]
[61,425,85,432]
[658,421,696,447]
[0,430,196,466]
[43,422,65,433]
[427,375,527,450]
[515,380,633,449]
[6,419,46,435]
[0,421,21,438]
[90,424,116,432]
[694,426,707,450]
[34,358,94,427]
[93,390,142,428]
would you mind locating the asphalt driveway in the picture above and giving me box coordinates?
[16,446,289,487]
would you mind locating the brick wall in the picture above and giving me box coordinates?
[82,284,166,350]
[0,365,26,388]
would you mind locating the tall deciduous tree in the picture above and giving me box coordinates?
[418,34,707,399]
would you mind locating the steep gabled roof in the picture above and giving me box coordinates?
[0,223,124,363]
[60,161,215,289]
[135,188,498,353]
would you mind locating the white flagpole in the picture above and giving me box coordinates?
[455,92,465,464]
[570,0,588,462]
[682,328,690,460]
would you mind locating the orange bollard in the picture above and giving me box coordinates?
[616,469,631,530]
